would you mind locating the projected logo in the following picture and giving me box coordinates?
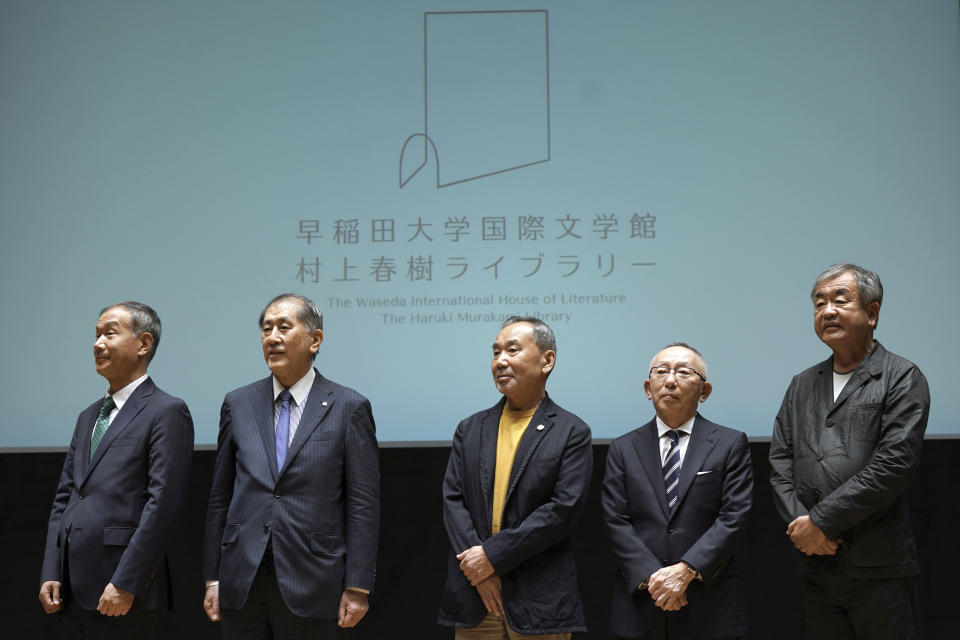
[399,10,551,189]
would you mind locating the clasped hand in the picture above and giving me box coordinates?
[646,563,694,611]
[787,515,841,556]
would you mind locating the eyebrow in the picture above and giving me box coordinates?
[651,361,695,369]
[815,286,852,299]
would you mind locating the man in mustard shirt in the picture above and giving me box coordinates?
[439,316,593,639]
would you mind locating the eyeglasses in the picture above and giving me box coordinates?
[649,365,706,382]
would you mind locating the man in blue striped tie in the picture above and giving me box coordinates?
[602,343,753,640]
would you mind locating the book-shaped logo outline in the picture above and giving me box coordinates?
[399,10,551,189]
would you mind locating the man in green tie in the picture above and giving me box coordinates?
[39,301,194,639]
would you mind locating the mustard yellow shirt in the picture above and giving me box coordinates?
[491,405,537,534]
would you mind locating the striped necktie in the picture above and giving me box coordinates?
[663,430,685,510]
[89,396,116,460]
[275,390,292,470]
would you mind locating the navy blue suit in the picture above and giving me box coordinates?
[204,370,379,619]
[439,394,592,634]
[602,414,752,639]
[41,378,195,612]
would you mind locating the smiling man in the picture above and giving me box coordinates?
[769,264,930,639]
[601,343,752,640]
[203,293,379,639]
[40,302,194,639]
[439,316,592,639]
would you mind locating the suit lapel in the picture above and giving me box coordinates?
[281,372,335,476]
[672,415,719,517]
[631,420,670,519]
[82,378,155,484]
[815,358,833,414]
[503,397,556,508]
[77,403,100,478]
[830,346,883,414]
[479,399,504,524]
[253,377,279,481]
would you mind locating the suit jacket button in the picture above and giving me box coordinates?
[667,527,675,534]
[78,490,86,499]
[816,452,824,461]
[274,490,280,498]
[825,418,833,427]
[263,524,270,533]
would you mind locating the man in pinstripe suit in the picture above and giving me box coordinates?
[203,293,380,638]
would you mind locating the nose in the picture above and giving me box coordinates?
[662,369,679,387]
[822,302,838,318]
[94,335,106,351]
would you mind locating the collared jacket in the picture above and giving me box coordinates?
[769,342,929,578]
[439,394,592,634]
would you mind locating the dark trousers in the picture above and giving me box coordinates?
[221,549,349,640]
[615,614,744,640]
[59,602,158,640]
[801,572,920,640]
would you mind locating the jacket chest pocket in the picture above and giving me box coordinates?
[850,403,883,443]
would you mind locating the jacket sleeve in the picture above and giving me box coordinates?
[40,417,83,585]
[481,421,592,576]
[203,396,237,580]
[601,439,664,594]
[343,399,380,592]
[680,430,753,585]
[442,421,484,554]
[110,400,195,596]
[769,379,809,523]
[809,366,929,538]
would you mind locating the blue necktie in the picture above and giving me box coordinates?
[89,396,116,461]
[275,390,292,470]
[663,430,685,510]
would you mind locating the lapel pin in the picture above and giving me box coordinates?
[536,424,545,431]
[322,401,328,407]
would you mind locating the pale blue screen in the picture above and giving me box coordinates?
[2,0,958,447]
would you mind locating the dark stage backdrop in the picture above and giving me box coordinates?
[5,441,958,639]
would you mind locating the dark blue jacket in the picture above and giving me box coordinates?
[439,394,592,634]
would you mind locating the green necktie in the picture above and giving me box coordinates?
[89,396,116,460]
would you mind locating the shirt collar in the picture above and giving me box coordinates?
[106,373,149,411]
[655,414,696,439]
[273,367,316,407]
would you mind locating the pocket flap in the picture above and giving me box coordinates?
[103,526,136,546]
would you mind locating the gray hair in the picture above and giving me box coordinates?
[650,342,708,379]
[811,263,883,309]
[99,301,162,364]
[501,315,557,354]
[259,293,324,361]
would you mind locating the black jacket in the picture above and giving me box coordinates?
[439,394,592,634]
[769,342,930,578]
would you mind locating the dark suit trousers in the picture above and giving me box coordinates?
[615,614,744,640]
[801,572,920,640]
[59,602,158,640]
[222,547,350,640]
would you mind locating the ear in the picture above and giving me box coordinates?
[699,381,713,403]
[137,333,154,358]
[541,349,556,375]
[866,301,880,328]
[643,379,652,399]
[309,329,324,354]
